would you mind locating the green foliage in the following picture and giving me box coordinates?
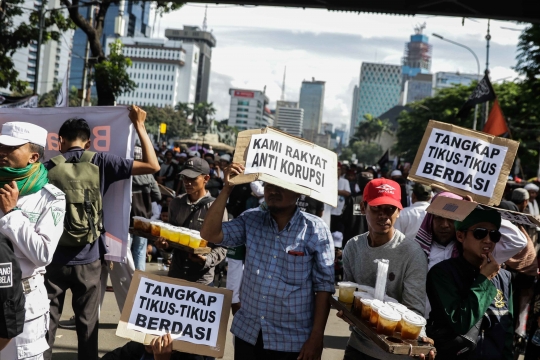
[352,114,391,143]
[339,141,383,164]
[93,40,136,100]
[38,84,87,107]
[142,106,192,141]
[0,0,73,92]
[394,84,476,163]
[515,24,540,87]
[174,102,193,118]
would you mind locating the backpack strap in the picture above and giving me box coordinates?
[51,155,67,166]
[182,196,215,228]
[84,188,99,239]
[80,151,96,163]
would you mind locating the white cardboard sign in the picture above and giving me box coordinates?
[127,277,224,347]
[244,133,330,194]
[416,128,508,198]
[410,121,519,205]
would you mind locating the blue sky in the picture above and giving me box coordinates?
[158,4,526,129]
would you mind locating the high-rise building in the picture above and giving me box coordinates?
[69,2,152,92]
[400,24,433,104]
[402,73,433,105]
[349,85,359,139]
[165,27,216,104]
[433,72,479,94]
[402,23,432,79]
[0,0,73,95]
[228,89,273,131]
[299,79,325,142]
[355,63,402,124]
[275,101,304,137]
[110,37,199,107]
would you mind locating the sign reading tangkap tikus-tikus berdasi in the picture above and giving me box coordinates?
[409,120,519,206]
[116,271,232,358]
[231,128,338,207]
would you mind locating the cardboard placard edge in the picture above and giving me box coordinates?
[115,270,232,358]
[427,196,540,228]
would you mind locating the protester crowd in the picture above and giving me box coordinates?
[1,106,540,360]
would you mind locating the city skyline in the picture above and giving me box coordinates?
[158,4,525,128]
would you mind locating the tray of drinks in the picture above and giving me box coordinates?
[129,227,211,255]
[330,296,435,356]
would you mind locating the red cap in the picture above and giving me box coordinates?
[363,178,403,210]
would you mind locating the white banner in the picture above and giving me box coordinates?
[416,129,508,199]
[127,277,224,346]
[0,106,135,262]
[244,134,330,194]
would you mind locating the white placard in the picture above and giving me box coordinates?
[244,134,330,194]
[416,129,508,198]
[127,277,224,347]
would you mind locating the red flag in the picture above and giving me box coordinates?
[483,99,509,136]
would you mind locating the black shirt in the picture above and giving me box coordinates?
[0,234,25,339]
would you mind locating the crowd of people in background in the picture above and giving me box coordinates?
[4,107,540,360]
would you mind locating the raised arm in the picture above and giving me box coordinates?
[129,105,160,175]
[200,163,245,244]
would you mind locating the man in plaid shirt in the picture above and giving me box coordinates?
[201,163,335,360]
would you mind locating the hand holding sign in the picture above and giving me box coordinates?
[223,163,245,190]
[147,334,173,360]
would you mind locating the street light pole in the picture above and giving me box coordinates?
[432,33,481,130]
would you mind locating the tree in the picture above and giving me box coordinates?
[352,114,391,143]
[515,24,540,90]
[192,102,217,128]
[174,102,193,119]
[0,0,73,92]
[61,0,182,105]
[394,84,476,162]
[93,39,136,101]
[143,106,192,141]
[339,141,383,165]
[38,83,90,107]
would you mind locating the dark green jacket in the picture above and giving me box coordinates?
[427,256,513,360]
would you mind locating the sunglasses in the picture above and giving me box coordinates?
[463,228,502,243]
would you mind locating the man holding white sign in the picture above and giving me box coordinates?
[201,163,335,360]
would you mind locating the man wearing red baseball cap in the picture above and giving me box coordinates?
[338,178,431,360]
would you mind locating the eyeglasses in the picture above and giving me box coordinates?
[463,228,502,243]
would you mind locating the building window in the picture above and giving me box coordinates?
[237,114,248,119]
[238,100,249,106]
[54,70,59,76]
[237,108,249,112]
[236,120,247,124]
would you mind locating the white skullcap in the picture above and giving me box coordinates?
[525,183,540,192]
[390,170,402,177]
[0,122,47,147]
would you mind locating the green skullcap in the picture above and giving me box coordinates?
[454,208,501,231]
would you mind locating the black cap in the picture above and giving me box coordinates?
[180,157,210,178]
[0,233,24,339]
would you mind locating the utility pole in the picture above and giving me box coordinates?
[81,5,94,106]
[483,19,491,128]
[34,2,45,94]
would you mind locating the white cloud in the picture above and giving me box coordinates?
[158,4,526,130]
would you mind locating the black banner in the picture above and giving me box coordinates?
[456,75,496,119]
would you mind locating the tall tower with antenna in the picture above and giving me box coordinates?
[202,5,208,32]
[281,66,286,101]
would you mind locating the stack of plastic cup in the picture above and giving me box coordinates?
[150,221,163,237]
[169,227,181,243]
[337,282,357,304]
[179,228,191,246]
[189,231,202,249]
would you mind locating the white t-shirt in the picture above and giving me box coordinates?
[331,178,351,216]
